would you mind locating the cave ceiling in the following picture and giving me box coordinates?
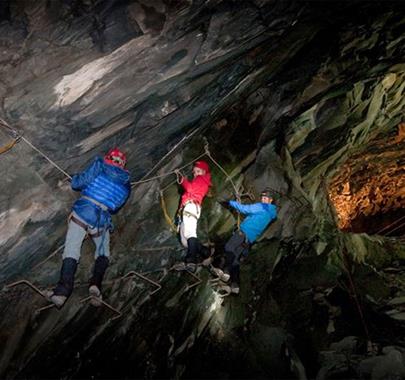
[0,1,404,379]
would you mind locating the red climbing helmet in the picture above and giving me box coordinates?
[104,147,127,168]
[194,160,209,172]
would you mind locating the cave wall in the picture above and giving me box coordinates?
[0,1,404,379]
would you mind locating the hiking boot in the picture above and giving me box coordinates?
[44,290,67,308]
[173,262,186,271]
[89,256,109,291]
[216,285,231,297]
[185,263,197,273]
[201,256,213,267]
[89,285,102,307]
[211,267,230,282]
[230,282,240,294]
[201,245,215,266]
[47,257,78,308]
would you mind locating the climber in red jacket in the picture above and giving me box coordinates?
[174,160,212,272]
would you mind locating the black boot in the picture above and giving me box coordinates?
[54,258,78,296]
[185,237,199,264]
[89,256,109,290]
[183,237,202,272]
[89,256,109,307]
[47,258,78,308]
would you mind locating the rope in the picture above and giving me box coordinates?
[19,136,72,180]
[154,141,244,232]
[203,143,239,197]
[203,142,241,229]
[32,244,65,271]
[341,248,371,343]
[0,118,21,155]
[383,218,405,237]
[0,137,19,155]
[161,178,177,193]
[131,152,206,187]
[0,119,71,180]
[376,214,405,235]
[131,128,201,187]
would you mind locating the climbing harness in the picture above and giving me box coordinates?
[157,141,245,232]
[69,214,105,238]
[81,195,109,211]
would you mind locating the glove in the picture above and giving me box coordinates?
[218,199,232,210]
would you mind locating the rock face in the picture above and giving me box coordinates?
[0,1,404,379]
[329,125,405,235]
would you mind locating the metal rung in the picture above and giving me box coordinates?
[122,271,162,295]
[35,303,57,314]
[6,280,60,314]
[168,266,202,292]
[80,296,122,320]
[6,280,47,298]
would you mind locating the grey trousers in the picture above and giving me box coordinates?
[62,212,110,261]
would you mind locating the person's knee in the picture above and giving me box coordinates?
[95,249,110,259]
[94,240,110,258]
[180,234,188,247]
[181,226,197,245]
[62,245,81,261]
[183,230,197,241]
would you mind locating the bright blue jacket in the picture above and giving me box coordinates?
[229,200,277,243]
[71,157,131,229]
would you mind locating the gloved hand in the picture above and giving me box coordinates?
[218,199,232,210]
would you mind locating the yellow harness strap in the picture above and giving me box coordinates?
[159,191,177,233]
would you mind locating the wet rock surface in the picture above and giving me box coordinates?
[0,1,404,379]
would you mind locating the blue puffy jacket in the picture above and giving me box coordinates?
[229,200,277,243]
[71,157,131,229]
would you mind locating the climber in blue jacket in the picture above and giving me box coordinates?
[46,148,131,308]
[212,188,277,294]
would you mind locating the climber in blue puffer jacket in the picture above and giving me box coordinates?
[212,188,277,294]
[46,148,131,308]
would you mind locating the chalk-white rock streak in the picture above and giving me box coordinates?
[52,35,154,109]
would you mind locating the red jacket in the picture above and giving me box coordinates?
[180,173,212,206]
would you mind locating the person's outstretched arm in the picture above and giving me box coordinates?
[229,200,263,215]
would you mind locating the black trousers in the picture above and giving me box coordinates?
[185,237,210,264]
[223,231,250,284]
